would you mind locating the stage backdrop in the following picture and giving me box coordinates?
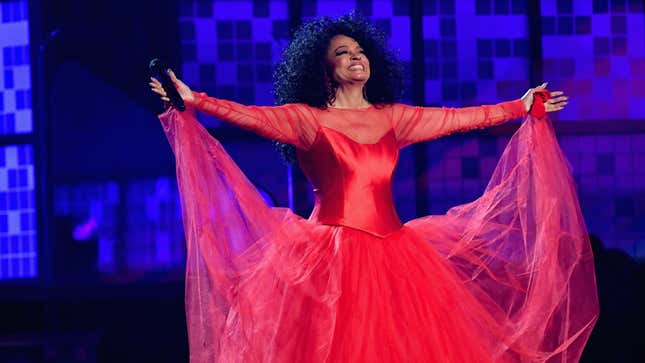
[0,0,37,281]
[42,0,645,284]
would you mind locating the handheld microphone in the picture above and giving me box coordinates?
[149,58,186,111]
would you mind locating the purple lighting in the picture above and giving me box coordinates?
[72,217,98,241]
[46,1,645,283]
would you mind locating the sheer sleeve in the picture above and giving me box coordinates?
[190,91,319,149]
[392,99,527,148]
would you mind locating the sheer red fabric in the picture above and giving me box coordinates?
[159,93,598,362]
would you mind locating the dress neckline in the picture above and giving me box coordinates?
[326,105,375,111]
[319,125,394,146]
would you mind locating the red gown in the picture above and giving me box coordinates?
[159,93,598,362]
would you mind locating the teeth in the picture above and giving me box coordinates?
[349,65,363,71]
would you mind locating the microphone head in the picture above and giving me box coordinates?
[149,58,164,74]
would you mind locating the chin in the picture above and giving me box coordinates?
[353,75,369,82]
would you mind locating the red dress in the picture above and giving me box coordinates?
[159,93,598,362]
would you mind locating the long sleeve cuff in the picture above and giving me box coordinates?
[188,90,208,109]
[506,98,529,120]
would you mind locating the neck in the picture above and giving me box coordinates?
[330,83,369,109]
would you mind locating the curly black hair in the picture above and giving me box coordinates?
[273,12,404,163]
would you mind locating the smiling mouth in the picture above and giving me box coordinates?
[348,65,364,71]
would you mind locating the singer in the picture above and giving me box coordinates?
[150,13,598,362]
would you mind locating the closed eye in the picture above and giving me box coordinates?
[335,49,365,56]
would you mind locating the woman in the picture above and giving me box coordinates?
[151,13,597,363]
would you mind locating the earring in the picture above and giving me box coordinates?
[327,77,337,105]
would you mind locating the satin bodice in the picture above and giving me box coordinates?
[297,126,402,237]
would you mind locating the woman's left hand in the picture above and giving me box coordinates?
[521,82,568,113]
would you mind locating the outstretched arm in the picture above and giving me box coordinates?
[392,100,526,148]
[189,92,318,149]
[150,70,318,149]
[392,83,567,148]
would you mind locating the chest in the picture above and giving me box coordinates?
[317,109,392,145]
[297,126,399,190]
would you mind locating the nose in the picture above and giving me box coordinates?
[350,51,362,60]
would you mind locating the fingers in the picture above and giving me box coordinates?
[149,80,162,89]
[549,95,568,103]
[149,79,169,104]
[149,78,165,94]
[547,90,567,109]
[546,99,562,107]
[546,104,566,112]
[547,101,567,108]
[149,75,175,105]
[167,69,178,82]
[149,83,167,95]
[152,90,169,102]
[150,87,167,97]
[545,96,568,112]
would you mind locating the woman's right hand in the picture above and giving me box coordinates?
[149,69,195,104]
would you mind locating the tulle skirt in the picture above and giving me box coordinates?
[159,107,599,362]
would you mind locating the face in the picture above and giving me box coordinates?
[325,34,370,86]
